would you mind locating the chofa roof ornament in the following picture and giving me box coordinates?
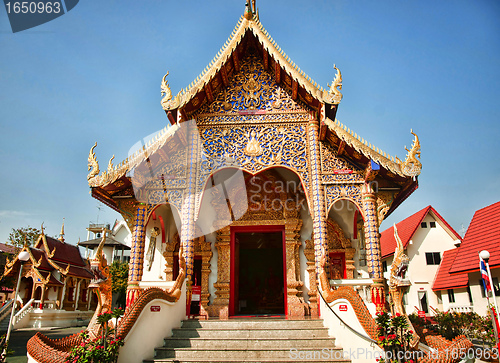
[161,72,180,111]
[324,64,343,105]
[396,130,422,177]
[87,142,99,181]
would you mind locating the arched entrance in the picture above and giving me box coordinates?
[230,224,286,316]
[199,167,309,318]
[326,198,363,280]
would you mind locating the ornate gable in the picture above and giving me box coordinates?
[194,51,312,124]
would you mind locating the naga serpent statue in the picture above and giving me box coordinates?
[27,235,187,363]
[389,224,420,348]
[87,229,113,339]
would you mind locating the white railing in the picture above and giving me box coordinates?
[33,300,57,310]
[448,305,473,313]
[0,300,14,323]
[13,298,34,325]
[330,278,374,303]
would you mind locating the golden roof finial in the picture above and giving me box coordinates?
[244,1,253,20]
[59,218,65,243]
[87,142,99,181]
[395,130,422,177]
[23,233,28,248]
[325,64,343,104]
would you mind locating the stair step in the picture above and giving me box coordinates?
[163,337,336,349]
[145,359,349,363]
[180,319,325,330]
[171,327,330,339]
[153,347,345,360]
[145,318,349,363]
[145,360,349,363]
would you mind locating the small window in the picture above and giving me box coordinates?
[467,285,473,304]
[430,221,436,228]
[425,252,441,265]
[448,289,455,303]
[436,291,442,304]
[382,261,387,273]
[493,277,500,297]
[421,222,427,228]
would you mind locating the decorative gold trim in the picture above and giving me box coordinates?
[87,124,180,187]
[324,118,422,178]
[40,228,56,258]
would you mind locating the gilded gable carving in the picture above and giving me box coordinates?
[195,52,309,117]
[320,142,364,184]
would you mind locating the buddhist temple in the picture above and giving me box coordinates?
[1,226,96,329]
[26,2,425,362]
[86,1,421,319]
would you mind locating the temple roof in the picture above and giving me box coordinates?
[34,234,87,267]
[0,243,19,255]
[87,4,421,214]
[78,235,130,249]
[160,13,332,118]
[1,230,93,282]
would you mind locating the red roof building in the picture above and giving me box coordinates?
[432,249,469,291]
[380,205,462,259]
[449,201,500,274]
[380,206,465,315]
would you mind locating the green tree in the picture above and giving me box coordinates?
[6,226,41,248]
[109,261,128,308]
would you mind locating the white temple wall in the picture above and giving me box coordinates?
[206,231,217,305]
[300,205,313,302]
[141,204,180,283]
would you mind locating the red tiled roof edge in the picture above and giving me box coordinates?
[380,205,432,258]
[428,207,463,242]
[432,248,468,291]
[449,201,500,275]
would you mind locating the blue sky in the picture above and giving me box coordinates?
[0,0,499,244]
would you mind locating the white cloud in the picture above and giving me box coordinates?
[0,210,32,218]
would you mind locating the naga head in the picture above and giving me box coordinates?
[89,229,109,289]
[161,72,171,100]
[390,224,410,288]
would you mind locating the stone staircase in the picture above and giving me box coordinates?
[144,318,350,363]
[0,316,10,333]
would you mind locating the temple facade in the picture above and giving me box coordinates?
[87,3,421,320]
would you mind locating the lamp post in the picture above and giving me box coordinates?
[480,250,500,352]
[1,250,30,363]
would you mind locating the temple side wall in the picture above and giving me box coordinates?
[118,283,186,363]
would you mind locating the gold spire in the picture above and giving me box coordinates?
[244,1,253,19]
[59,218,65,243]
